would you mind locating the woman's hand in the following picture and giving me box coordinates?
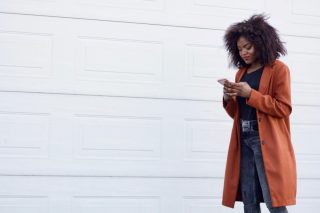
[224,81,252,98]
[223,80,236,101]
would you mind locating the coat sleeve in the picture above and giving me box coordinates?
[223,97,237,119]
[246,64,292,118]
[223,70,242,119]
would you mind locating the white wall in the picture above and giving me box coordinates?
[0,0,320,212]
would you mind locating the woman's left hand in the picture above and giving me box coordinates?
[227,82,252,98]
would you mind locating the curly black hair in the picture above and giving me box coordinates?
[224,14,287,68]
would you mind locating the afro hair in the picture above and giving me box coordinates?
[224,14,287,68]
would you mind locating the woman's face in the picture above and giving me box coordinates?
[237,36,258,65]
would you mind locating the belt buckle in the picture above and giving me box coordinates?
[241,120,251,132]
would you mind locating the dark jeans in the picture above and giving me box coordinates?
[240,130,288,213]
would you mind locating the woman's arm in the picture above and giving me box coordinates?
[223,96,237,119]
[246,65,292,118]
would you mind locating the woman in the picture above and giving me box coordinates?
[221,14,296,213]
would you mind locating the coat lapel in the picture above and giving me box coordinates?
[236,67,246,83]
[258,65,273,94]
[236,64,273,95]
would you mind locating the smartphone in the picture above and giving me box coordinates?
[217,78,228,85]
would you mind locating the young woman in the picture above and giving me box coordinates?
[221,14,296,213]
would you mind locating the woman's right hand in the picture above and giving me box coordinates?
[223,80,236,101]
[223,89,231,101]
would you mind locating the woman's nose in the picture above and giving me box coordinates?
[240,51,246,57]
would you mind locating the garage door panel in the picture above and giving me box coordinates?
[0,0,262,32]
[73,114,162,160]
[291,105,320,178]
[3,13,320,105]
[75,36,164,83]
[0,195,49,213]
[0,176,237,213]
[182,196,243,213]
[283,36,320,105]
[0,13,233,101]
[2,0,320,36]
[1,92,317,178]
[184,43,231,86]
[72,19,231,101]
[0,111,50,158]
[186,0,264,18]
[288,199,320,213]
[292,124,320,178]
[72,196,160,213]
[184,119,230,161]
[1,176,319,213]
[268,0,320,36]
[0,30,53,79]
[77,0,165,11]
[0,92,230,177]
[0,15,73,93]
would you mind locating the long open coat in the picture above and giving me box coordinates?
[222,60,297,208]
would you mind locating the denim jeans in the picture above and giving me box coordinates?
[240,129,288,213]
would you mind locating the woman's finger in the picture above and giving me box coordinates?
[228,87,240,93]
[226,92,237,96]
[231,83,243,88]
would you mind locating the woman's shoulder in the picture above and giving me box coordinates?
[271,59,290,71]
[270,60,291,81]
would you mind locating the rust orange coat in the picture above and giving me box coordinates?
[222,60,297,208]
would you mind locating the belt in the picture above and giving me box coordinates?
[240,119,259,133]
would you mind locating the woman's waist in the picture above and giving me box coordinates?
[240,119,259,137]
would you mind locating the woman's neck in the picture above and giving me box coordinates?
[247,62,262,73]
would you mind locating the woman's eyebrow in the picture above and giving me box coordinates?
[237,42,251,49]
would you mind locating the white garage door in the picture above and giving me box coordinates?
[0,0,320,212]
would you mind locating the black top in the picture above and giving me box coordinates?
[237,66,264,120]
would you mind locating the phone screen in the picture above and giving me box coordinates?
[217,78,227,85]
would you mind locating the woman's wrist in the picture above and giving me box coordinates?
[223,94,231,101]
